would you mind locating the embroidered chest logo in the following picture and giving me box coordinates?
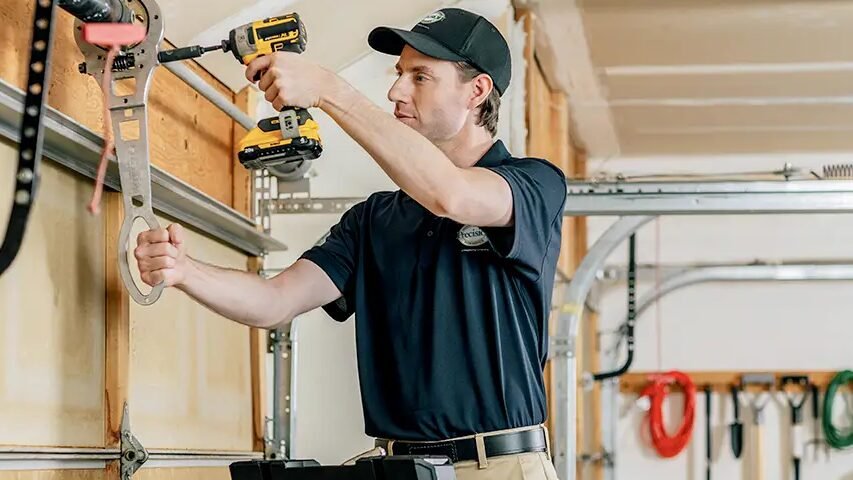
[457,225,489,247]
[419,11,446,26]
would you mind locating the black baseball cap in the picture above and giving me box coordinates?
[367,8,511,96]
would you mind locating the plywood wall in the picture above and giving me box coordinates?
[0,0,240,207]
[129,217,253,452]
[134,468,230,480]
[0,139,105,448]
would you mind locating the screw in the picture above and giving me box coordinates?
[15,190,30,205]
[17,168,34,183]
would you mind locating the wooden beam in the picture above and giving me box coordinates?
[521,10,596,474]
[515,0,621,157]
[104,191,129,448]
[247,257,267,453]
[232,87,256,218]
[619,371,849,394]
[513,6,566,93]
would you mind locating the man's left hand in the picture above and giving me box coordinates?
[245,52,333,111]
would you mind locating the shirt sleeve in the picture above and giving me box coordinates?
[482,158,567,278]
[299,201,366,322]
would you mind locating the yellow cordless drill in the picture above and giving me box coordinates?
[159,13,322,170]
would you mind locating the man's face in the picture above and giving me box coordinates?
[388,45,473,142]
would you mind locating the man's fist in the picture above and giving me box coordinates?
[245,52,334,111]
[134,223,188,288]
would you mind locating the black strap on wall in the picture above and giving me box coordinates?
[592,232,637,381]
[0,0,58,276]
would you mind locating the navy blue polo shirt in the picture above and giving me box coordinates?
[299,140,566,441]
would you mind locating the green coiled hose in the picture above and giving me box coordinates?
[822,369,853,449]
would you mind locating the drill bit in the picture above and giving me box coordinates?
[157,44,223,64]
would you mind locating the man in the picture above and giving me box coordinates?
[135,8,564,480]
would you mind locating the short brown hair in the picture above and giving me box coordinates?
[455,62,501,137]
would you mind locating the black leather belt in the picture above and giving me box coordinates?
[375,427,547,463]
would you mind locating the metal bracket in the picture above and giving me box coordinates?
[267,329,291,353]
[119,403,148,480]
[549,336,575,359]
[578,450,613,467]
[270,196,364,214]
[269,324,295,460]
[585,282,603,314]
[278,109,299,140]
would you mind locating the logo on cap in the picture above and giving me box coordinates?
[419,11,446,25]
[457,225,488,247]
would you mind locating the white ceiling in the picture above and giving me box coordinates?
[523,0,853,157]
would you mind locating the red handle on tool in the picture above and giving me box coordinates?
[82,23,146,46]
[640,370,697,458]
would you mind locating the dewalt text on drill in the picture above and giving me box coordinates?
[159,13,322,170]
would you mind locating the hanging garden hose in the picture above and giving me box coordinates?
[822,369,853,449]
[640,370,697,458]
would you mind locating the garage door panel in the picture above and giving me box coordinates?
[135,467,231,480]
[0,470,105,480]
[130,220,253,452]
[0,141,105,448]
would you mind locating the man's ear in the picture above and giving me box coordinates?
[468,73,494,110]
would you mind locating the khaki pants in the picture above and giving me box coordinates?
[453,452,559,480]
[362,426,560,480]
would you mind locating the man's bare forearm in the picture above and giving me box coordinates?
[176,257,288,329]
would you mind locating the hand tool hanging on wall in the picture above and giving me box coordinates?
[639,371,696,458]
[804,384,831,460]
[822,369,853,450]
[704,386,712,480]
[591,233,637,381]
[1,0,133,278]
[729,385,744,459]
[780,375,809,480]
[158,13,322,179]
[741,373,774,480]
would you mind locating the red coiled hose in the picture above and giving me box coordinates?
[639,371,697,458]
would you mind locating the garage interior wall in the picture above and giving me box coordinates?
[1,2,264,480]
[5,0,850,479]
[585,154,853,480]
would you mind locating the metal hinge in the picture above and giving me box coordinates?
[120,403,148,480]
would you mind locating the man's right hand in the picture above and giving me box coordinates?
[135,223,189,288]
